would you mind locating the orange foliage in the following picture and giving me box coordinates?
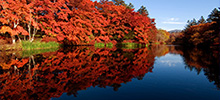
[0,47,155,99]
[184,22,217,46]
[0,45,219,99]
[0,0,157,45]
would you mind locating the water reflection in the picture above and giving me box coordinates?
[0,47,156,100]
[170,46,219,89]
[0,45,219,100]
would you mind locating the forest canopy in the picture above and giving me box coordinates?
[167,7,220,46]
[0,0,157,46]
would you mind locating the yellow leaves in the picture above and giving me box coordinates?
[156,29,170,42]
[0,25,30,36]
[0,63,11,70]
[0,26,13,34]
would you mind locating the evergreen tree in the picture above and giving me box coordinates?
[127,3,134,9]
[112,0,126,6]
[185,18,197,29]
[138,5,149,16]
[191,18,198,25]
[207,8,220,23]
[198,16,206,24]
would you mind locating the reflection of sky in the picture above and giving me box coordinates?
[155,53,184,67]
[52,53,220,100]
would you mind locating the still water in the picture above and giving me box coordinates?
[0,45,219,100]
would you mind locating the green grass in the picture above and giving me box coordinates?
[22,47,59,57]
[94,42,146,49]
[105,43,114,48]
[118,42,143,49]
[94,42,105,48]
[94,42,114,48]
[21,40,60,50]
[154,42,160,45]
[146,43,149,47]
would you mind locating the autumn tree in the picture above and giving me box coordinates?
[167,31,184,45]
[183,8,219,46]
[0,0,31,43]
[95,0,157,44]
[0,0,157,45]
[156,29,170,44]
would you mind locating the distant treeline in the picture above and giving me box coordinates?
[167,7,220,47]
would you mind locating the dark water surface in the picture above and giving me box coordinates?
[0,45,219,100]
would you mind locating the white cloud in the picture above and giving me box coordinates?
[161,17,185,25]
[162,21,185,24]
[160,60,182,67]
[169,18,179,21]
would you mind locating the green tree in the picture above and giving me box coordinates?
[112,0,126,6]
[198,16,206,24]
[112,0,134,9]
[185,18,197,29]
[137,6,149,16]
[127,3,134,9]
[207,8,220,23]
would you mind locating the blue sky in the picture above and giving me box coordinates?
[93,0,219,31]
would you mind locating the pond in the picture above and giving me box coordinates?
[0,45,219,100]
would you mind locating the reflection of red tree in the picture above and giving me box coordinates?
[0,47,155,100]
[183,48,219,89]
[168,46,184,55]
[150,45,169,57]
[169,46,220,89]
[0,56,28,70]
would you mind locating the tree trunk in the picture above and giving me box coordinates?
[24,35,26,40]
[12,36,16,44]
[28,10,32,41]
[17,35,21,42]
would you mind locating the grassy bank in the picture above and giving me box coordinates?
[94,42,114,48]
[0,41,60,58]
[94,42,148,49]
[116,42,144,49]
[0,43,22,51]
[22,47,59,57]
[21,40,60,50]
